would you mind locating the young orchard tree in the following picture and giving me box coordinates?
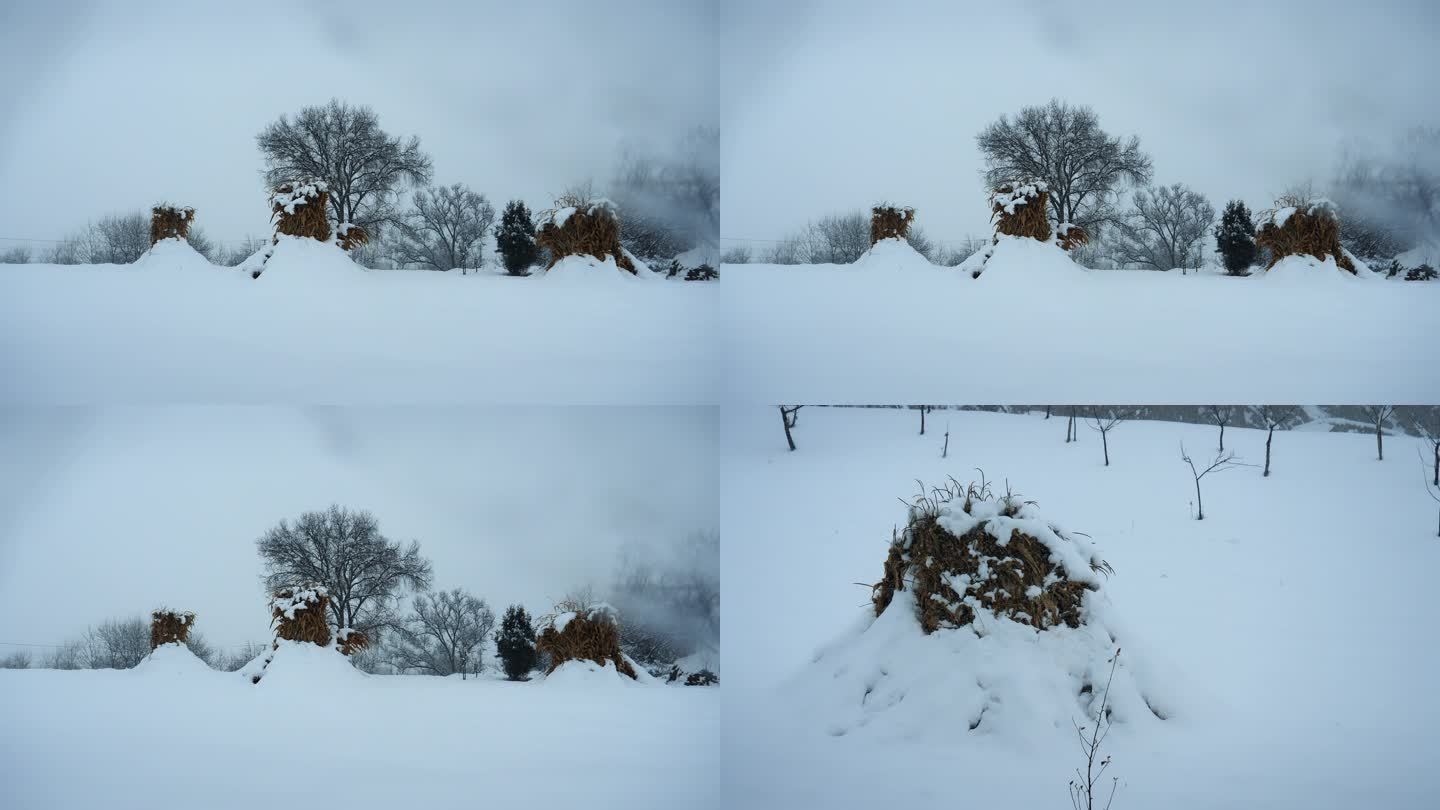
[977,99,1153,238]
[1363,406,1396,461]
[390,183,496,273]
[1112,183,1216,271]
[1065,407,1079,444]
[1086,408,1131,467]
[779,405,803,452]
[256,98,433,238]
[256,505,434,642]
[1181,443,1251,520]
[1069,649,1122,810]
[1259,406,1302,477]
[390,589,496,679]
[1213,200,1258,275]
[1418,412,1440,487]
[494,604,538,680]
[495,200,539,275]
[1209,406,1234,452]
[918,405,932,435]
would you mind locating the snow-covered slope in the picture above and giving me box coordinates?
[0,653,717,809]
[0,243,715,404]
[722,407,1439,809]
[720,244,1437,402]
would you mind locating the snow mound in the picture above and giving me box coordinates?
[248,640,362,686]
[132,238,216,272]
[133,642,215,677]
[786,588,1167,745]
[545,657,647,687]
[850,237,934,271]
[1265,253,1373,283]
[969,234,1086,284]
[546,253,651,281]
[252,235,362,282]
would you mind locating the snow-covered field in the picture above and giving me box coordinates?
[0,644,718,810]
[720,239,1439,403]
[721,406,1440,809]
[0,238,716,405]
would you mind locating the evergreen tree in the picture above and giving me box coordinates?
[494,604,537,680]
[1214,199,1257,275]
[495,200,539,276]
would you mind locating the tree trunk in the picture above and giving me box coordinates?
[1218,423,1225,453]
[1194,476,1204,520]
[1044,406,1051,420]
[780,407,795,452]
[1264,426,1273,477]
[1101,431,1109,466]
[942,429,949,459]
[1433,443,1439,486]
[920,407,926,436]
[1376,423,1383,461]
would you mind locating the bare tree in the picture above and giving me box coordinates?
[1363,406,1396,461]
[612,126,719,261]
[1208,406,1234,452]
[1259,406,1302,477]
[1422,451,1440,538]
[1333,127,1440,255]
[81,617,150,669]
[0,650,31,668]
[0,246,31,264]
[257,99,434,237]
[918,405,932,435]
[1086,408,1130,466]
[977,99,1153,237]
[802,211,870,264]
[390,183,496,273]
[1419,412,1440,487]
[256,505,434,641]
[1113,183,1216,271]
[779,406,803,451]
[185,226,219,263]
[610,530,720,667]
[1181,443,1251,520]
[1069,648,1122,810]
[941,425,950,459]
[720,245,751,264]
[390,589,496,679]
[1065,407,1078,444]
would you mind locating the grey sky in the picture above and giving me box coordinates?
[0,0,716,249]
[722,0,1440,247]
[0,406,717,654]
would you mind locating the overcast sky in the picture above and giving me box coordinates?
[0,0,716,249]
[0,406,716,655]
[722,0,1440,247]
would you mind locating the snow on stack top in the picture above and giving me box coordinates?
[537,602,639,680]
[1256,196,1363,276]
[149,204,195,245]
[851,203,934,270]
[873,477,1111,634]
[134,639,213,677]
[536,196,638,276]
[990,182,1051,242]
[133,235,216,272]
[271,586,332,646]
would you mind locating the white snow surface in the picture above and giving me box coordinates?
[720,239,1437,402]
[849,237,932,271]
[722,407,1440,809]
[132,642,215,677]
[1,240,715,404]
[1,644,717,809]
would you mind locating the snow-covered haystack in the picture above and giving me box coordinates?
[869,204,915,244]
[251,234,364,282]
[134,641,212,677]
[873,478,1111,633]
[990,182,1051,241]
[334,627,368,657]
[150,609,195,649]
[537,603,638,679]
[149,204,194,245]
[962,233,1086,283]
[334,222,368,253]
[270,180,331,242]
[133,236,215,272]
[785,478,1167,743]
[851,235,933,271]
[1055,221,1089,252]
[1256,198,1357,274]
[271,586,332,646]
[536,197,636,275]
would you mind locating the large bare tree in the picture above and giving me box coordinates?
[390,183,496,272]
[256,99,433,237]
[612,125,719,260]
[1334,127,1440,255]
[977,99,1153,236]
[256,505,433,639]
[1113,183,1216,271]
